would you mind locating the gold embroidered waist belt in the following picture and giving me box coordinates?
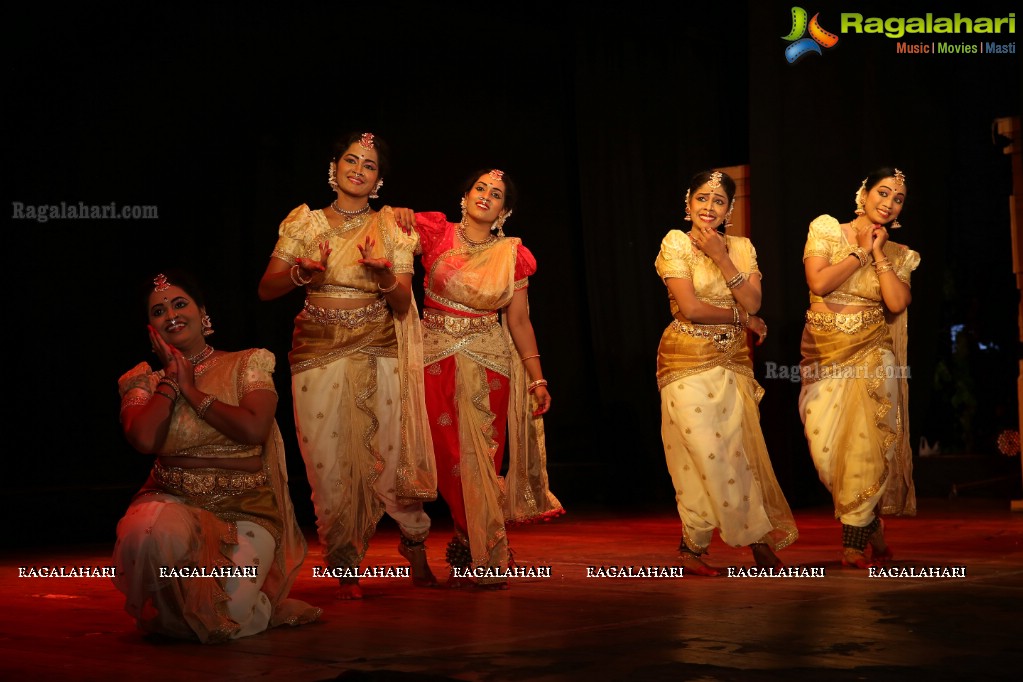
[805,307,884,334]
[153,462,267,497]
[423,308,499,337]
[303,296,387,327]
[670,318,742,344]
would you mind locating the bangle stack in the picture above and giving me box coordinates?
[850,247,870,268]
[158,378,181,399]
[874,258,894,275]
[196,394,218,421]
[725,272,746,289]
[527,379,548,394]
[378,278,399,293]
[290,265,313,287]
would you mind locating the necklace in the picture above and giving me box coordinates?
[457,218,497,247]
[331,201,370,219]
[188,344,215,365]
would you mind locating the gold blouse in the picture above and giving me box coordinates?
[802,215,920,306]
[118,349,276,459]
[271,204,418,299]
[655,229,761,315]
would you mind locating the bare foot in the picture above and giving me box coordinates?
[751,543,784,570]
[841,548,873,569]
[398,540,438,587]
[337,578,363,599]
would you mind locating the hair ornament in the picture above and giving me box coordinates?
[359,132,375,150]
[854,178,867,215]
[488,169,505,181]
[492,209,512,237]
[328,162,339,190]
[708,171,723,190]
[892,168,906,186]
[153,274,171,292]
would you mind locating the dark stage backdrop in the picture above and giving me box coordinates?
[5,2,1019,546]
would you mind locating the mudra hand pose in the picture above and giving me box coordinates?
[655,170,798,576]
[398,168,563,589]
[799,167,919,568]
[114,270,320,642]
[258,132,437,599]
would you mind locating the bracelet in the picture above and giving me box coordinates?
[725,272,746,289]
[520,354,540,362]
[158,378,181,398]
[874,259,894,275]
[195,394,218,421]
[850,247,870,268]
[731,305,741,326]
[377,278,399,293]
[740,308,750,327]
[290,264,313,287]
[527,379,548,394]
[152,390,176,403]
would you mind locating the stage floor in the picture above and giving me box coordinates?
[1,499,1020,681]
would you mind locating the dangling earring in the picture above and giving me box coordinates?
[723,199,735,230]
[370,178,383,200]
[683,189,692,221]
[201,314,214,337]
[891,219,902,229]
[491,209,512,238]
[328,162,339,191]
[460,196,467,220]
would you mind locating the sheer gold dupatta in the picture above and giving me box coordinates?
[393,298,438,503]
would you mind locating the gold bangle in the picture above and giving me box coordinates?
[158,378,181,398]
[378,279,399,293]
[152,390,176,403]
[520,354,540,362]
[290,265,313,287]
[725,272,746,289]
[196,394,218,421]
[850,247,870,268]
[527,379,548,393]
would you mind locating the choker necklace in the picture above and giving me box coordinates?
[458,218,497,247]
[188,345,215,365]
[331,201,370,219]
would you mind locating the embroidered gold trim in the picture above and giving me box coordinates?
[271,249,297,265]
[805,307,884,334]
[809,290,878,306]
[670,319,743,352]
[302,297,387,327]
[309,284,379,299]
[422,309,499,337]
[174,443,262,459]
[153,463,266,497]
[424,291,493,316]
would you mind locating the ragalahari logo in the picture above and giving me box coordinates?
[783,7,839,63]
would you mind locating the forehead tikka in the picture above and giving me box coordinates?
[153,274,170,292]
[892,168,906,186]
[359,132,375,150]
[488,169,505,181]
[708,171,723,190]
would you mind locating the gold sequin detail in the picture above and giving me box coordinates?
[695,407,702,413]
[438,413,453,427]
[427,363,442,375]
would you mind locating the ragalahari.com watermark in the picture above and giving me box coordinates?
[12,201,158,224]
[764,361,911,383]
